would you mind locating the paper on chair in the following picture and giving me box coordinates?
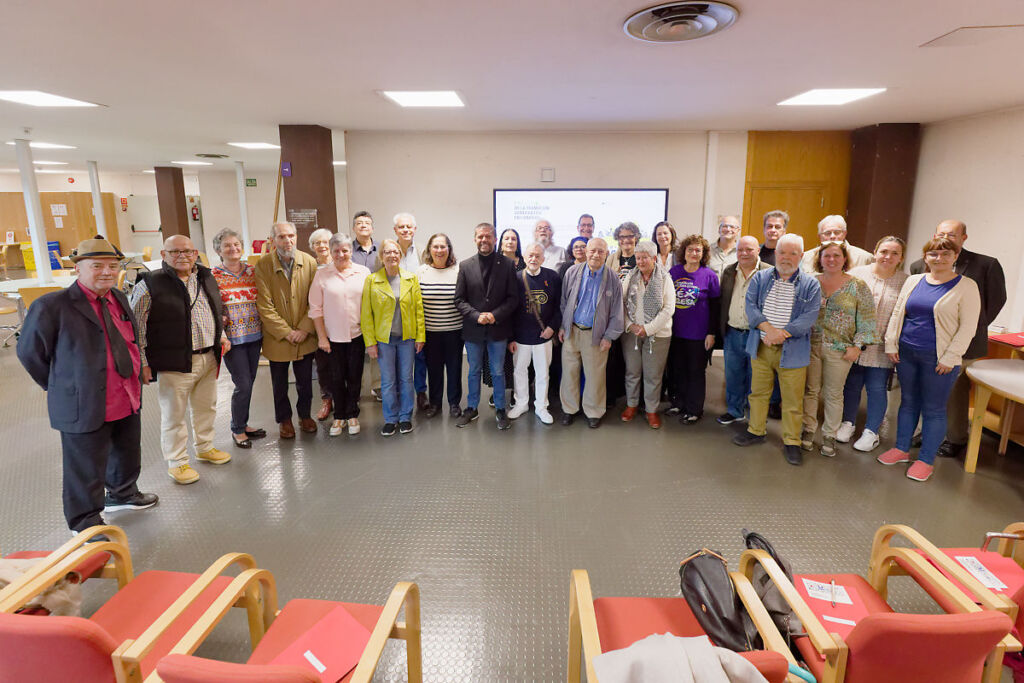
[956,555,1009,590]
[822,615,857,626]
[801,578,852,605]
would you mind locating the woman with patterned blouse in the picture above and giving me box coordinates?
[211,229,265,448]
[801,241,877,456]
[837,237,908,452]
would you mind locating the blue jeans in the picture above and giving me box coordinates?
[723,327,752,418]
[466,338,508,411]
[378,335,416,424]
[842,364,891,433]
[894,343,960,465]
[414,347,427,394]
[222,340,262,434]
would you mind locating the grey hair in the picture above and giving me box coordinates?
[534,219,552,230]
[393,212,417,227]
[212,228,241,255]
[308,228,333,248]
[777,233,804,251]
[762,210,790,228]
[634,240,657,257]
[524,242,545,255]
[817,214,847,233]
[328,232,353,250]
[613,221,641,240]
[271,221,296,238]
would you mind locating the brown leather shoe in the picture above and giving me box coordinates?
[299,418,318,433]
[621,406,638,422]
[316,398,333,421]
[646,412,662,429]
[279,420,295,439]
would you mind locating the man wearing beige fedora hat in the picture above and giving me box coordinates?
[18,235,158,534]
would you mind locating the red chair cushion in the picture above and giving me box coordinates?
[0,611,120,683]
[89,570,234,679]
[158,654,320,683]
[592,597,789,683]
[248,599,385,683]
[4,550,110,581]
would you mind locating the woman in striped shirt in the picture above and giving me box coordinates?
[417,233,463,418]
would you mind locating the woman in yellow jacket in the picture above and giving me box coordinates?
[361,239,426,436]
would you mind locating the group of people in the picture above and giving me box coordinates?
[16,206,1007,534]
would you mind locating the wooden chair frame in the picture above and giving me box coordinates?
[567,568,804,683]
[158,572,422,683]
[739,546,1021,683]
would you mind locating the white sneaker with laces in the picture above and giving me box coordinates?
[535,408,553,425]
[347,418,360,435]
[836,421,856,443]
[853,429,880,452]
[506,402,529,419]
[329,419,347,436]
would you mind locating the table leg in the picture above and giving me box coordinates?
[998,401,1015,456]
[965,384,992,474]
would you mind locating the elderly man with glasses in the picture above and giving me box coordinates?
[130,234,231,485]
[708,215,741,277]
[800,215,873,274]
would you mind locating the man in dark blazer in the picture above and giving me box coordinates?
[17,236,158,534]
[454,222,520,430]
[716,235,772,425]
[909,219,1006,458]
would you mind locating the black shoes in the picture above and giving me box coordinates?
[732,431,766,447]
[456,408,480,428]
[416,392,429,411]
[679,413,700,425]
[767,403,782,420]
[716,413,744,425]
[399,421,414,434]
[244,427,267,439]
[936,439,966,459]
[449,404,462,418]
[783,445,803,466]
[103,491,159,513]
[560,412,576,426]
[910,431,923,448]
[233,436,252,449]
[586,417,601,429]
[381,423,397,437]
[665,406,682,416]
[496,410,511,430]
[423,404,440,419]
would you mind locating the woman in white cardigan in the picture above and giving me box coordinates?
[620,241,676,429]
[877,236,980,482]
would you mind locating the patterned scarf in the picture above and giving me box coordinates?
[624,263,665,325]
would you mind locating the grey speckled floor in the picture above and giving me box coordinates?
[1,329,1022,681]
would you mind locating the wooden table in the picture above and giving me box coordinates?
[965,358,1024,473]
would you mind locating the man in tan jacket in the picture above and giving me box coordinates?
[255,222,320,438]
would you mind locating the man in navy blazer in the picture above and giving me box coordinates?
[17,236,157,534]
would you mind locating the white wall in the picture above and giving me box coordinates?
[344,131,747,260]
[909,107,1024,330]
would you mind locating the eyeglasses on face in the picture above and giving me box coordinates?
[167,249,198,257]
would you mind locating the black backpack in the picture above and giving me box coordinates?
[678,548,761,652]
[742,529,805,646]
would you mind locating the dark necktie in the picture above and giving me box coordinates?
[100,297,133,379]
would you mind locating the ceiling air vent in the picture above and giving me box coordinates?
[196,153,229,159]
[623,1,739,43]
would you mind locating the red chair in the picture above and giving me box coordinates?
[568,569,792,683]
[155,569,422,683]
[0,532,272,683]
[740,543,1019,683]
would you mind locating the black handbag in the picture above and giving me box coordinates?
[742,529,805,646]
[679,548,760,652]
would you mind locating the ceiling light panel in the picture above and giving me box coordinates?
[33,161,68,165]
[172,160,213,166]
[0,90,99,107]
[381,91,464,107]
[5,141,77,149]
[778,88,886,105]
[227,142,280,149]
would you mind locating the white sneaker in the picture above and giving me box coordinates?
[347,418,360,435]
[853,429,880,452]
[329,419,347,436]
[507,403,529,419]
[836,421,856,443]
[535,408,553,425]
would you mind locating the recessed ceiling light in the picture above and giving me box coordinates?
[172,160,213,166]
[33,160,68,166]
[143,170,155,174]
[778,88,886,106]
[36,169,84,174]
[380,90,464,107]
[0,90,100,107]
[333,160,347,166]
[227,142,280,150]
[5,141,77,149]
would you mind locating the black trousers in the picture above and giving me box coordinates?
[425,329,464,408]
[60,412,141,532]
[328,337,366,420]
[269,353,314,423]
[671,337,709,416]
[314,348,333,400]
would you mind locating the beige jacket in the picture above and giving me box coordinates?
[884,273,981,367]
[254,250,319,361]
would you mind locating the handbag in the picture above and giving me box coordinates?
[679,548,760,652]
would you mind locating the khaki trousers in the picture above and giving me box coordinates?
[621,332,670,412]
[156,351,218,465]
[748,342,806,445]
[560,326,609,419]
[802,342,853,439]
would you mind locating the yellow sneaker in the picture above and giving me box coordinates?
[196,447,232,465]
[168,463,200,485]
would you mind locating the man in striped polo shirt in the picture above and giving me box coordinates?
[732,234,822,465]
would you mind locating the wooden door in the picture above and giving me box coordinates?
[745,184,828,247]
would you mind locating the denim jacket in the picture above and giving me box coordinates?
[744,268,822,368]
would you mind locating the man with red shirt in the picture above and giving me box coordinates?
[17,236,158,534]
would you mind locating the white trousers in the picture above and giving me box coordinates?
[156,352,218,465]
[512,340,553,411]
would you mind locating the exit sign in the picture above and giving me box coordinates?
[245,178,257,187]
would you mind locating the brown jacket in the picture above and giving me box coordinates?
[254,250,319,361]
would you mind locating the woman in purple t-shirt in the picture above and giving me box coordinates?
[667,234,721,423]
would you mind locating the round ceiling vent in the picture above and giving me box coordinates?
[623,1,739,43]
[196,153,229,159]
